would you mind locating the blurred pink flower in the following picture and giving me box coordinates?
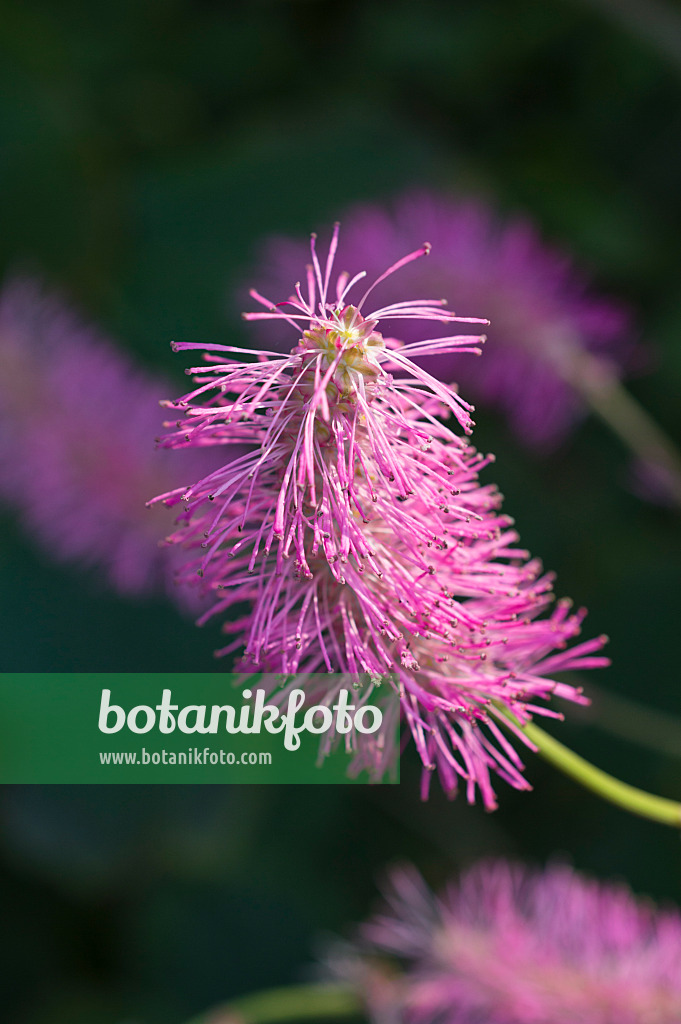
[350,861,681,1024]
[248,192,637,451]
[0,277,217,600]
[155,227,607,804]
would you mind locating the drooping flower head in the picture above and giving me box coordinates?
[154,225,607,806]
[248,192,637,451]
[346,861,681,1024]
[0,277,218,600]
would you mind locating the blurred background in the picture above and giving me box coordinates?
[1,0,681,1021]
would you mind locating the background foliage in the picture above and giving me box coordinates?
[1,1,681,1021]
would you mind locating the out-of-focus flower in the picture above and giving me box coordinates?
[248,192,637,451]
[345,861,681,1024]
[0,277,217,600]
[154,227,607,805]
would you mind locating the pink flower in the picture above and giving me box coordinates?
[155,226,607,805]
[350,861,681,1024]
[0,277,218,600]
[248,192,637,451]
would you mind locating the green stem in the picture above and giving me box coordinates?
[555,345,681,508]
[183,982,362,1024]
[496,706,681,827]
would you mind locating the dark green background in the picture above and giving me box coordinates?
[0,674,388,783]
[1,1,681,1022]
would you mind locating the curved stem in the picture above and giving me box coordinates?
[183,982,362,1024]
[496,706,681,827]
[555,345,681,508]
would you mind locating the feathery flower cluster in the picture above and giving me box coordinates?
[249,192,636,451]
[0,277,217,599]
[155,227,607,805]
[347,861,681,1024]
